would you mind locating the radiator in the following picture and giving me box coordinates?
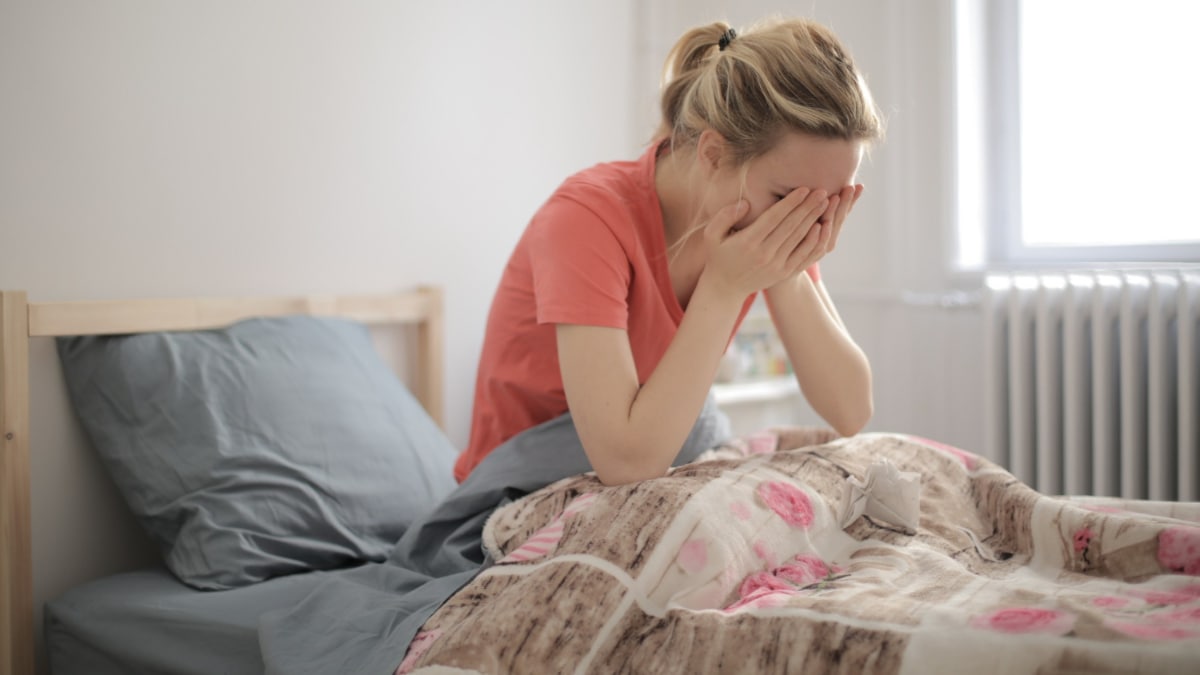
[983,270,1200,500]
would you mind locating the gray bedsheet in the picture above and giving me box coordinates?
[45,566,335,675]
[258,399,731,675]
[45,399,728,675]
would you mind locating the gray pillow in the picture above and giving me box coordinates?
[57,316,458,590]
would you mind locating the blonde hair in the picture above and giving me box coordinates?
[656,17,883,163]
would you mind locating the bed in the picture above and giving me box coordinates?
[1,287,449,675]
[3,287,1200,675]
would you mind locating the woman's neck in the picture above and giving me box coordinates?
[653,142,709,309]
[653,143,701,250]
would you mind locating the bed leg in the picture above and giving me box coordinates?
[416,286,445,430]
[0,291,33,675]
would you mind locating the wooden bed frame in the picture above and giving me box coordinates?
[0,286,444,675]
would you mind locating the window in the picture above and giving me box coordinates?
[955,0,1200,267]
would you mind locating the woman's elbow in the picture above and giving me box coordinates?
[830,398,873,438]
[587,443,671,486]
[596,469,652,487]
[594,460,670,486]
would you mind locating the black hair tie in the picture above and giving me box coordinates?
[718,28,737,51]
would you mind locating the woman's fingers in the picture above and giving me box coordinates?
[714,183,863,294]
[704,199,750,244]
[764,189,828,252]
[827,184,863,253]
[784,222,826,274]
[826,189,848,252]
[741,187,811,243]
[776,195,825,256]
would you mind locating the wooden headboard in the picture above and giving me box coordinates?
[0,286,444,675]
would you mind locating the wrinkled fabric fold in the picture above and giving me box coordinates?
[258,397,731,675]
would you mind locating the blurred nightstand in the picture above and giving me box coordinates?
[711,376,799,406]
[711,376,805,436]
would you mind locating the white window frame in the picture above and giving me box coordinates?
[955,0,1200,269]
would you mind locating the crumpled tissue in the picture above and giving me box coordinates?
[838,459,921,534]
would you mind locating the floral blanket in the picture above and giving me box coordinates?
[397,430,1200,674]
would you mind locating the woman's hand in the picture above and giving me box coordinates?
[824,184,863,254]
[766,183,864,294]
[700,187,831,300]
[760,183,873,437]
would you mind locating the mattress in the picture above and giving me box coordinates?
[45,566,335,675]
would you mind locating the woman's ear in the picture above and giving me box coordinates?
[695,129,728,178]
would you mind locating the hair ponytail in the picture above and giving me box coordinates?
[656,22,731,143]
[655,17,883,164]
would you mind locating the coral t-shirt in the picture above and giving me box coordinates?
[454,142,816,482]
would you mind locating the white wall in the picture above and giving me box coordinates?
[0,0,640,668]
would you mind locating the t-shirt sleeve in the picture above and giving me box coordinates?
[526,195,631,329]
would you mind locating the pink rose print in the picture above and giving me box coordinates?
[1132,589,1199,607]
[395,630,442,674]
[723,588,795,612]
[908,435,978,470]
[970,607,1076,636]
[725,573,797,613]
[757,481,815,528]
[726,553,849,613]
[1107,621,1198,641]
[501,492,597,563]
[1157,527,1200,576]
[677,539,708,575]
[725,432,779,457]
[1092,596,1130,610]
[738,571,792,598]
[725,572,796,613]
[1159,606,1200,623]
[773,554,836,587]
[746,432,778,455]
[752,539,777,568]
[729,501,753,521]
[1073,527,1094,553]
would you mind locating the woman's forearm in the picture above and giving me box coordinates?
[765,273,873,436]
[562,275,744,486]
[618,276,747,482]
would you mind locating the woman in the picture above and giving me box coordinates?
[456,17,883,486]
